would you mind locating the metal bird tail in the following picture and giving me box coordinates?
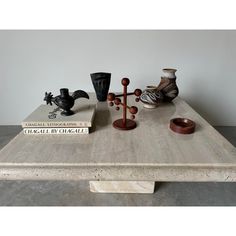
[72,90,89,100]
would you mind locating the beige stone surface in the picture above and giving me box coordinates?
[89,181,155,193]
[0,94,236,182]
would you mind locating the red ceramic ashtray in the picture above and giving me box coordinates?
[170,118,196,134]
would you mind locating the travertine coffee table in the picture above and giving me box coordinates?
[0,95,236,193]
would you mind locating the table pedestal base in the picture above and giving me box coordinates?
[89,181,155,193]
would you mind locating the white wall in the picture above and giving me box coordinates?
[0,30,235,126]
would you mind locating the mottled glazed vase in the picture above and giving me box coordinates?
[140,86,164,109]
[90,72,111,101]
[157,68,179,102]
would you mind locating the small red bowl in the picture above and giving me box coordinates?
[170,118,196,134]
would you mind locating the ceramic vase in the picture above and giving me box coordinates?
[157,68,179,102]
[90,72,111,101]
[140,86,164,109]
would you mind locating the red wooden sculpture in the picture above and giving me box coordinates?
[107,78,142,130]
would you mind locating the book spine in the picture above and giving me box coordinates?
[23,127,89,135]
[22,121,91,128]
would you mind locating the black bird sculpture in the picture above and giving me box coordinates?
[44,88,89,116]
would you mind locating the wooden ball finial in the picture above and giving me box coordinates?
[122,78,130,86]
[107,93,116,101]
[129,106,138,114]
[134,89,142,97]
[114,98,121,105]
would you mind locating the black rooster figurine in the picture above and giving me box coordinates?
[44,88,89,116]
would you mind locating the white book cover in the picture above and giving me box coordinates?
[23,127,89,135]
[22,98,96,128]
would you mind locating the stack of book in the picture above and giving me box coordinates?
[22,100,96,135]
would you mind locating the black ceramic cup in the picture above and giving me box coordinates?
[90,72,111,101]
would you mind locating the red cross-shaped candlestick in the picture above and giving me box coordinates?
[107,78,142,130]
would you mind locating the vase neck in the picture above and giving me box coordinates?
[161,77,176,81]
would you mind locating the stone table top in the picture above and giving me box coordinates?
[0,94,236,182]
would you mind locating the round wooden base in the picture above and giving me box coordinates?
[113,119,137,130]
